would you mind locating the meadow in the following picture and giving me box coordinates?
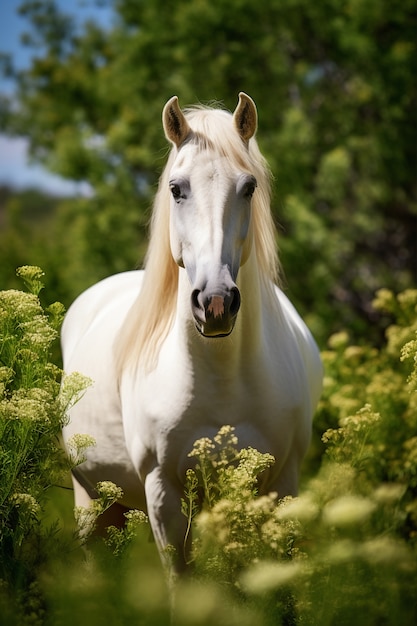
[0,266,416,625]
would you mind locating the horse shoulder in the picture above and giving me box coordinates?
[273,284,323,411]
[62,271,143,366]
[61,271,146,508]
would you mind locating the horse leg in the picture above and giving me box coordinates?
[144,465,188,576]
[268,454,301,500]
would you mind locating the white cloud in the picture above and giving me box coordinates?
[0,135,92,196]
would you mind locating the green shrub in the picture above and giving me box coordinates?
[177,290,417,625]
[1,273,416,625]
[0,267,90,625]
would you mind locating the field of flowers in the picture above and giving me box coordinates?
[0,267,416,625]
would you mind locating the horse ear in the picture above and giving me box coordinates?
[233,92,258,142]
[163,96,191,147]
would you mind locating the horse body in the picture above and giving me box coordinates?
[62,93,322,571]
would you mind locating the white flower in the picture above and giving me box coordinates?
[323,495,376,527]
[2,388,53,422]
[96,481,124,502]
[60,372,92,413]
[276,494,319,524]
[13,493,41,516]
[241,560,303,594]
[188,437,215,458]
[66,433,96,465]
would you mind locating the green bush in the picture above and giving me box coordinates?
[0,272,416,625]
[0,267,90,625]
[177,289,417,625]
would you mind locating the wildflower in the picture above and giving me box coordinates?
[245,493,277,515]
[0,366,13,397]
[214,425,238,448]
[340,404,380,430]
[325,539,359,564]
[59,372,92,413]
[401,334,417,389]
[361,536,413,567]
[322,495,376,528]
[276,493,319,524]
[12,493,41,516]
[46,301,66,329]
[2,388,54,422]
[401,335,417,362]
[222,447,274,494]
[397,289,417,310]
[321,428,341,445]
[74,505,97,538]
[328,331,349,350]
[344,345,365,363]
[15,348,39,363]
[237,447,275,477]
[74,481,124,542]
[66,433,96,465]
[323,405,380,456]
[188,437,216,459]
[372,288,395,314]
[16,265,45,296]
[0,366,14,384]
[124,509,148,526]
[241,560,303,594]
[0,290,41,321]
[19,317,58,349]
[181,468,199,522]
[373,483,406,505]
[105,509,148,556]
[96,481,124,504]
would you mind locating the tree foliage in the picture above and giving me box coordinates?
[0,0,416,342]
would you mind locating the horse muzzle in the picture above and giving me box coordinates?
[191,286,241,337]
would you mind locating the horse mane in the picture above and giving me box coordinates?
[115,104,281,375]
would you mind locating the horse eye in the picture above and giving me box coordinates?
[170,183,182,200]
[244,180,257,198]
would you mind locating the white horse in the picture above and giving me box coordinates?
[62,93,323,572]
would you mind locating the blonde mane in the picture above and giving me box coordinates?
[115,105,280,375]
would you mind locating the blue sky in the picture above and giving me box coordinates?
[0,0,114,195]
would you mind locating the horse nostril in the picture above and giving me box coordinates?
[191,289,206,323]
[229,287,241,317]
[191,289,201,311]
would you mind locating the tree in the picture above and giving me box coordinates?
[1,0,415,342]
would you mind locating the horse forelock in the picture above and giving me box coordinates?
[115,105,280,376]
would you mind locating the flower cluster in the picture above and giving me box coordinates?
[105,509,149,556]
[1,387,55,422]
[59,372,92,416]
[15,266,45,296]
[74,481,125,542]
[0,267,98,605]
[12,492,41,516]
[74,480,148,552]
[66,433,96,465]
[188,436,215,460]
[183,426,281,575]
[180,294,417,618]
[96,480,124,505]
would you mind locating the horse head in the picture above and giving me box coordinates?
[163,93,258,337]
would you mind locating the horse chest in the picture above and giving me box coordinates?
[137,352,289,423]
[126,351,306,481]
